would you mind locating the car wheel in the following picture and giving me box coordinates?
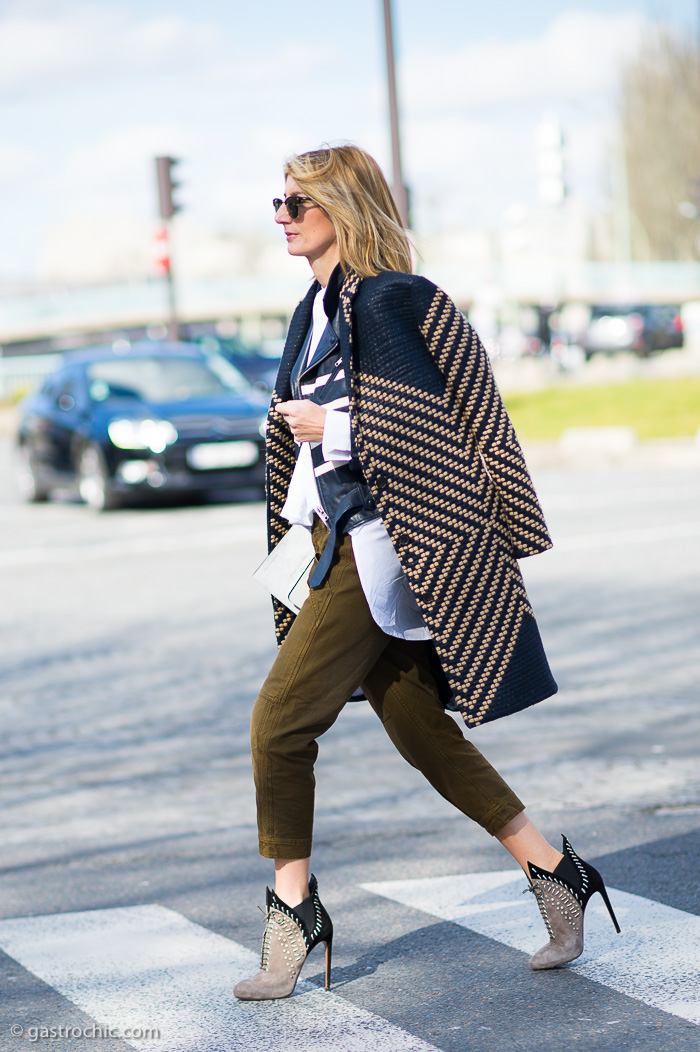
[78,444,121,511]
[14,444,50,503]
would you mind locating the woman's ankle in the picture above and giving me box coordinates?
[496,813,563,875]
[536,846,564,874]
[274,857,311,907]
[274,884,309,908]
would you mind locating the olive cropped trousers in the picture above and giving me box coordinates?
[251,517,524,859]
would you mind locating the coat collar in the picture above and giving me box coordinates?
[304,263,361,323]
[273,283,315,401]
[297,311,340,379]
[275,265,361,400]
[294,264,359,367]
[338,267,362,331]
[313,262,357,326]
[321,263,342,319]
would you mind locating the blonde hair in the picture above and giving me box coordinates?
[283,144,412,278]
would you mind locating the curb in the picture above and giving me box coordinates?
[522,429,700,470]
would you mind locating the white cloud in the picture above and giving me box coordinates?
[207,44,335,89]
[0,4,658,280]
[402,10,645,113]
[119,15,213,65]
[0,4,219,96]
[59,123,192,180]
[47,123,196,217]
[0,140,36,182]
[395,10,649,229]
[403,113,534,230]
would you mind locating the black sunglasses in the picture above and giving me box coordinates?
[272,195,316,220]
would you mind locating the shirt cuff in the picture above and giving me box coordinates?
[322,409,352,461]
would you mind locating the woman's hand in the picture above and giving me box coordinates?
[275,400,327,443]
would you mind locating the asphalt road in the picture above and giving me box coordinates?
[1,436,699,1052]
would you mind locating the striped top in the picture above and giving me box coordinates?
[281,286,430,641]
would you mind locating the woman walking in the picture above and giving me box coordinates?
[234,144,619,1001]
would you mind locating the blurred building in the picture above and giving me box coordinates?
[2,191,700,359]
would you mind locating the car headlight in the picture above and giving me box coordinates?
[107,418,178,453]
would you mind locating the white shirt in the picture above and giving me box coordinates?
[281,287,430,641]
[280,288,337,528]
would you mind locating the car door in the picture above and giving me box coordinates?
[21,371,66,479]
[42,369,83,478]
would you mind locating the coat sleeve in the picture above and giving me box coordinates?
[410,277,552,558]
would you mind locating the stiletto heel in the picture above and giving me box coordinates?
[597,880,621,933]
[234,874,334,1000]
[527,834,621,970]
[323,933,333,990]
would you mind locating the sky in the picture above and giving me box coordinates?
[1,0,697,281]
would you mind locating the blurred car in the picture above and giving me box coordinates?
[583,304,683,359]
[14,341,269,510]
[183,325,282,394]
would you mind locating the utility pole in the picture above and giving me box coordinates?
[155,156,181,341]
[382,0,410,228]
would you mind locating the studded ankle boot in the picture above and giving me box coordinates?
[233,874,333,1000]
[527,835,621,970]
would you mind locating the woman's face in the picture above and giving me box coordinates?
[275,175,338,274]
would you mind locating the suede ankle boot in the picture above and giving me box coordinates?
[527,835,621,970]
[234,874,333,1000]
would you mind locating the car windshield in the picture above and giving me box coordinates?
[195,333,282,362]
[86,354,249,403]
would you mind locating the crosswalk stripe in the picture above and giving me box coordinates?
[553,521,700,550]
[0,904,440,1052]
[362,871,700,1027]
[0,523,262,568]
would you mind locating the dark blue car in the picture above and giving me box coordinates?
[15,341,270,510]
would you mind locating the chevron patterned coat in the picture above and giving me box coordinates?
[265,267,557,728]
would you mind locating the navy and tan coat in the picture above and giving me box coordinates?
[265,267,557,728]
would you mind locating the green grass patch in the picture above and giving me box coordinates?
[503,376,700,441]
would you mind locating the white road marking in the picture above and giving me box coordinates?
[540,484,699,511]
[0,524,262,568]
[363,871,700,1027]
[553,520,700,550]
[4,519,698,568]
[0,905,439,1052]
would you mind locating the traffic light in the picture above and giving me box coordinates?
[155,156,181,220]
[153,157,181,339]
